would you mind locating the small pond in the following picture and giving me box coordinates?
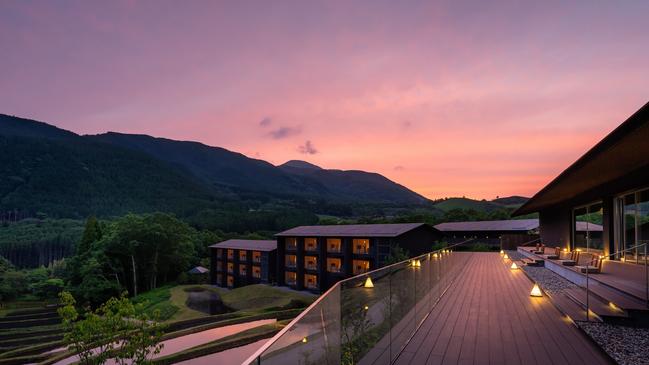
[185,287,233,315]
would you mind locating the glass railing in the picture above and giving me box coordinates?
[245,242,471,365]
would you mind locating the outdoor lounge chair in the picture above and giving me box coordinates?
[542,246,561,260]
[533,243,546,255]
[576,255,603,274]
[522,257,544,267]
[559,250,580,266]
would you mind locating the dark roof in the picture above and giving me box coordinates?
[188,266,209,274]
[275,223,430,237]
[434,219,602,233]
[435,219,539,232]
[209,239,277,251]
[515,101,649,215]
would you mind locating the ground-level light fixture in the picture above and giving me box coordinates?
[411,259,421,268]
[500,250,504,255]
[433,253,439,258]
[510,262,519,270]
[503,254,509,260]
[302,337,308,343]
[363,305,369,311]
[530,283,543,297]
[364,277,374,288]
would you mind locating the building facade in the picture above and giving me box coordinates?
[514,101,649,262]
[209,239,277,288]
[275,223,442,292]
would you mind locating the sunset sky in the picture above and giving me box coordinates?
[2,1,648,200]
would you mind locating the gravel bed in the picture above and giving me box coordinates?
[505,250,649,364]
[579,321,649,365]
[520,265,579,295]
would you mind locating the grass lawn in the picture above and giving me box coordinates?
[132,284,314,322]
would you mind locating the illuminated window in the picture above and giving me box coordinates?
[239,264,247,276]
[227,275,234,287]
[227,249,234,260]
[353,260,370,275]
[305,238,318,251]
[305,256,318,270]
[304,274,318,289]
[285,271,297,285]
[353,239,370,254]
[239,250,247,261]
[327,238,342,253]
[327,258,342,273]
[227,262,234,273]
[252,251,262,263]
[285,255,297,268]
[285,237,298,250]
[252,266,261,278]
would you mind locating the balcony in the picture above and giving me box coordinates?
[326,238,342,254]
[252,251,262,263]
[304,274,318,289]
[227,249,234,260]
[252,266,261,279]
[305,238,318,252]
[352,239,370,255]
[352,259,369,275]
[305,256,318,271]
[285,272,297,286]
[327,258,342,273]
[239,251,248,262]
[285,238,298,251]
[285,255,297,269]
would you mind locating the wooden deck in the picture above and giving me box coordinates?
[393,252,612,365]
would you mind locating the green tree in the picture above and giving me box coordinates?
[78,216,102,255]
[58,291,165,365]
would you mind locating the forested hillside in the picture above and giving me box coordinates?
[0,219,83,268]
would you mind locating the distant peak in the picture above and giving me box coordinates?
[280,160,323,170]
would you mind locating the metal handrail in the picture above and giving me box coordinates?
[244,239,473,364]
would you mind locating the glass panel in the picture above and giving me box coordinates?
[286,237,298,250]
[389,260,415,363]
[227,249,234,260]
[239,250,247,261]
[638,190,649,263]
[227,262,234,273]
[257,285,340,365]
[252,266,261,278]
[340,269,391,365]
[240,264,247,276]
[574,202,603,258]
[305,274,318,289]
[625,194,637,262]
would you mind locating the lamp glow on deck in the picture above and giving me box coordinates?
[411,259,421,268]
[510,262,519,270]
[364,305,369,311]
[433,253,439,258]
[499,250,504,255]
[302,337,308,343]
[530,283,543,297]
[503,254,509,260]
[363,277,374,288]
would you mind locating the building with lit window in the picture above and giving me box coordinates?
[275,223,442,292]
[210,239,276,288]
[514,101,649,260]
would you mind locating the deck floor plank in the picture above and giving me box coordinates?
[392,252,611,365]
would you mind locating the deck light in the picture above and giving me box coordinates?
[530,283,543,297]
[363,277,374,288]
[503,254,509,260]
[302,337,308,343]
[433,253,439,258]
[364,305,369,311]
[411,259,421,268]
[510,262,519,270]
[500,250,504,255]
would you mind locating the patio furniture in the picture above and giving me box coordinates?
[543,247,561,260]
[533,243,546,255]
[576,255,603,274]
[559,250,580,266]
[522,257,544,267]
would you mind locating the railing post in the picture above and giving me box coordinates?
[644,242,649,308]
